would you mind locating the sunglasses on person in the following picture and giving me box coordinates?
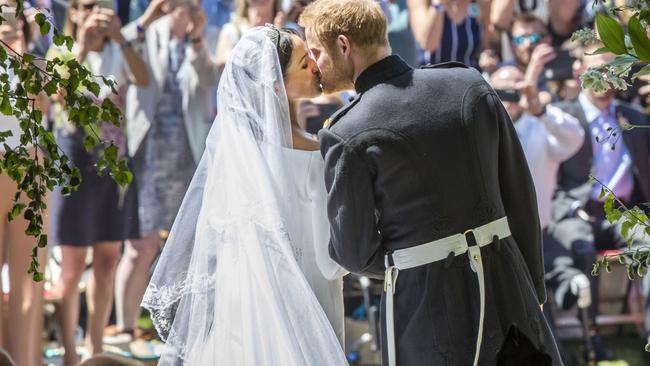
[79,0,112,10]
[511,33,544,46]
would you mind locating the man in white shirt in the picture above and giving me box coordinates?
[491,65,584,230]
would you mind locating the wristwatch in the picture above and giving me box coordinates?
[136,22,146,35]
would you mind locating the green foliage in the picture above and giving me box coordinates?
[596,12,627,55]
[574,2,650,95]
[0,7,132,281]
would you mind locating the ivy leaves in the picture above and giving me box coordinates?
[573,6,650,94]
[0,7,132,281]
[590,177,650,286]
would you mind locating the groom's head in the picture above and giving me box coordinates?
[299,0,390,94]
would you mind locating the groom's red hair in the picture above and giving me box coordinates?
[299,0,389,50]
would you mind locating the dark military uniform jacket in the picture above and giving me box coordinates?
[319,56,562,365]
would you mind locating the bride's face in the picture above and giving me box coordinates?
[283,35,322,100]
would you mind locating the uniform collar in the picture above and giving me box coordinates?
[354,55,412,94]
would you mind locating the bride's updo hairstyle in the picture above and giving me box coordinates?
[265,24,300,78]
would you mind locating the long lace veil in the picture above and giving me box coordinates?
[141,27,348,365]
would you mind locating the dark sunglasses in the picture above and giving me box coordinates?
[511,33,543,46]
[80,2,98,10]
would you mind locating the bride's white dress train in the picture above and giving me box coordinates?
[141,27,348,365]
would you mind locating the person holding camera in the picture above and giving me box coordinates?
[111,0,222,351]
[510,13,557,86]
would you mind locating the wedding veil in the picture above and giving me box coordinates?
[141,27,348,365]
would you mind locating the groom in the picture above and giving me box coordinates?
[300,0,561,365]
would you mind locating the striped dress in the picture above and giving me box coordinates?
[419,5,483,69]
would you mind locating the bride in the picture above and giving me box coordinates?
[141,25,348,365]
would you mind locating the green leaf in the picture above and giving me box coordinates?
[43,80,57,96]
[39,21,51,36]
[65,36,74,51]
[53,33,65,46]
[586,46,610,56]
[32,272,43,282]
[22,53,34,64]
[0,97,11,116]
[105,144,118,162]
[83,135,97,152]
[599,187,606,200]
[596,12,627,55]
[621,221,638,240]
[34,13,46,26]
[628,16,650,62]
[8,203,25,221]
[83,80,101,97]
[608,54,637,67]
[22,209,33,221]
[38,235,47,248]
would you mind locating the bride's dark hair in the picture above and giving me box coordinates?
[265,25,300,77]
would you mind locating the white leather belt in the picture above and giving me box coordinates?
[383,216,511,366]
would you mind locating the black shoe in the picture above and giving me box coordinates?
[588,335,616,361]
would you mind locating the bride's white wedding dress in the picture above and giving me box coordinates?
[141,27,349,365]
[283,148,347,344]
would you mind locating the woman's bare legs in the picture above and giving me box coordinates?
[114,234,160,333]
[6,218,46,366]
[0,173,47,366]
[55,246,87,366]
[85,241,121,355]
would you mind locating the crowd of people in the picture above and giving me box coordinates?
[0,0,648,365]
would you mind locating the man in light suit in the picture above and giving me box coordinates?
[550,47,650,357]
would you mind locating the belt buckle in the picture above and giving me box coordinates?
[464,229,478,247]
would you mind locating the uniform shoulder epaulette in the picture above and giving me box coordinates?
[323,93,362,129]
[420,61,469,69]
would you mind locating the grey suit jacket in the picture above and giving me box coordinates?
[122,16,222,163]
[552,98,650,220]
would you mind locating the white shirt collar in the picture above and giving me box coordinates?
[578,92,602,123]
[578,92,618,124]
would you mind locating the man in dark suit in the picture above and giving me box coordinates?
[300,1,561,365]
[549,47,650,352]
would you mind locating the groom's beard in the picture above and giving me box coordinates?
[321,58,355,94]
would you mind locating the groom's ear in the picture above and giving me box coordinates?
[336,35,351,58]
